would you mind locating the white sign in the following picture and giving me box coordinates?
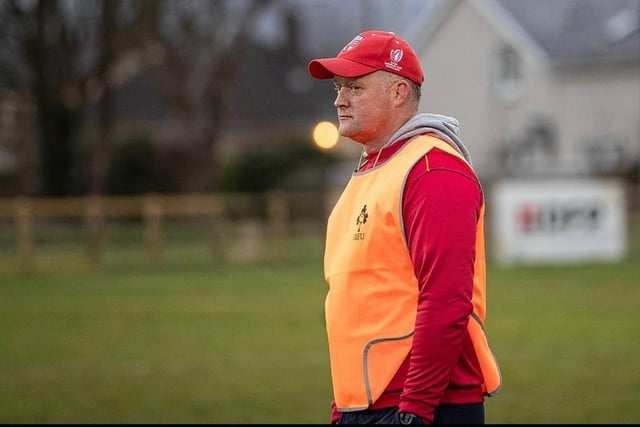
[491,179,627,265]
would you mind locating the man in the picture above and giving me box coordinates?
[307,30,501,424]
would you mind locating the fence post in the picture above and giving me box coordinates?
[85,195,103,270]
[267,191,289,263]
[209,205,228,265]
[144,195,164,265]
[235,219,264,264]
[15,196,34,271]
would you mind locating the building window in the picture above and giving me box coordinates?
[492,43,522,104]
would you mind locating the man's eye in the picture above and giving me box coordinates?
[349,84,359,92]
[333,85,341,92]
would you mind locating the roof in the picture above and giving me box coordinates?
[405,0,640,69]
[496,0,640,66]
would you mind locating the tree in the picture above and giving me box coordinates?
[0,0,275,195]
[0,0,162,195]
[1,0,86,194]
[146,0,273,191]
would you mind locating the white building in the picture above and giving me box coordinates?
[404,0,640,180]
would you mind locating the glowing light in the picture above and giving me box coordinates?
[312,121,339,150]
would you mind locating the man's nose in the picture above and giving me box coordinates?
[334,89,348,108]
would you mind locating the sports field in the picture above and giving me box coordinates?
[0,214,639,423]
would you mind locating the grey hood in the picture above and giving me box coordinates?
[385,113,473,165]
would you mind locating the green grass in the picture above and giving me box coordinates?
[0,216,639,423]
[484,260,640,423]
[0,264,331,424]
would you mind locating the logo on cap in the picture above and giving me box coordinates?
[385,49,404,72]
[342,35,365,52]
[390,49,404,63]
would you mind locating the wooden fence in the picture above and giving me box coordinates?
[0,192,311,271]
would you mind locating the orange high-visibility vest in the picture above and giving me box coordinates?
[324,135,501,411]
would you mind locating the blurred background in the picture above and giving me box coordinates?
[0,0,639,424]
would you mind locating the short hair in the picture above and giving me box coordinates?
[380,71,422,109]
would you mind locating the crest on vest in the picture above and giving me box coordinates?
[353,204,368,240]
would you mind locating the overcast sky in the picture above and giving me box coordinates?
[252,0,436,57]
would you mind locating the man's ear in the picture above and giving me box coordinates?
[392,80,411,106]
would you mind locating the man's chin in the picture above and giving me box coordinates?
[338,126,355,140]
[338,127,367,145]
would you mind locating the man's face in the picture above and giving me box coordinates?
[332,71,395,145]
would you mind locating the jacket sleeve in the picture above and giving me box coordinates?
[397,149,483,423]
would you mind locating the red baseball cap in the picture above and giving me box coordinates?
[308,30,424,86]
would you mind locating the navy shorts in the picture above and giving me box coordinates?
[336,403,485,424]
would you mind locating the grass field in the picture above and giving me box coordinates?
[0,214,639,423]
